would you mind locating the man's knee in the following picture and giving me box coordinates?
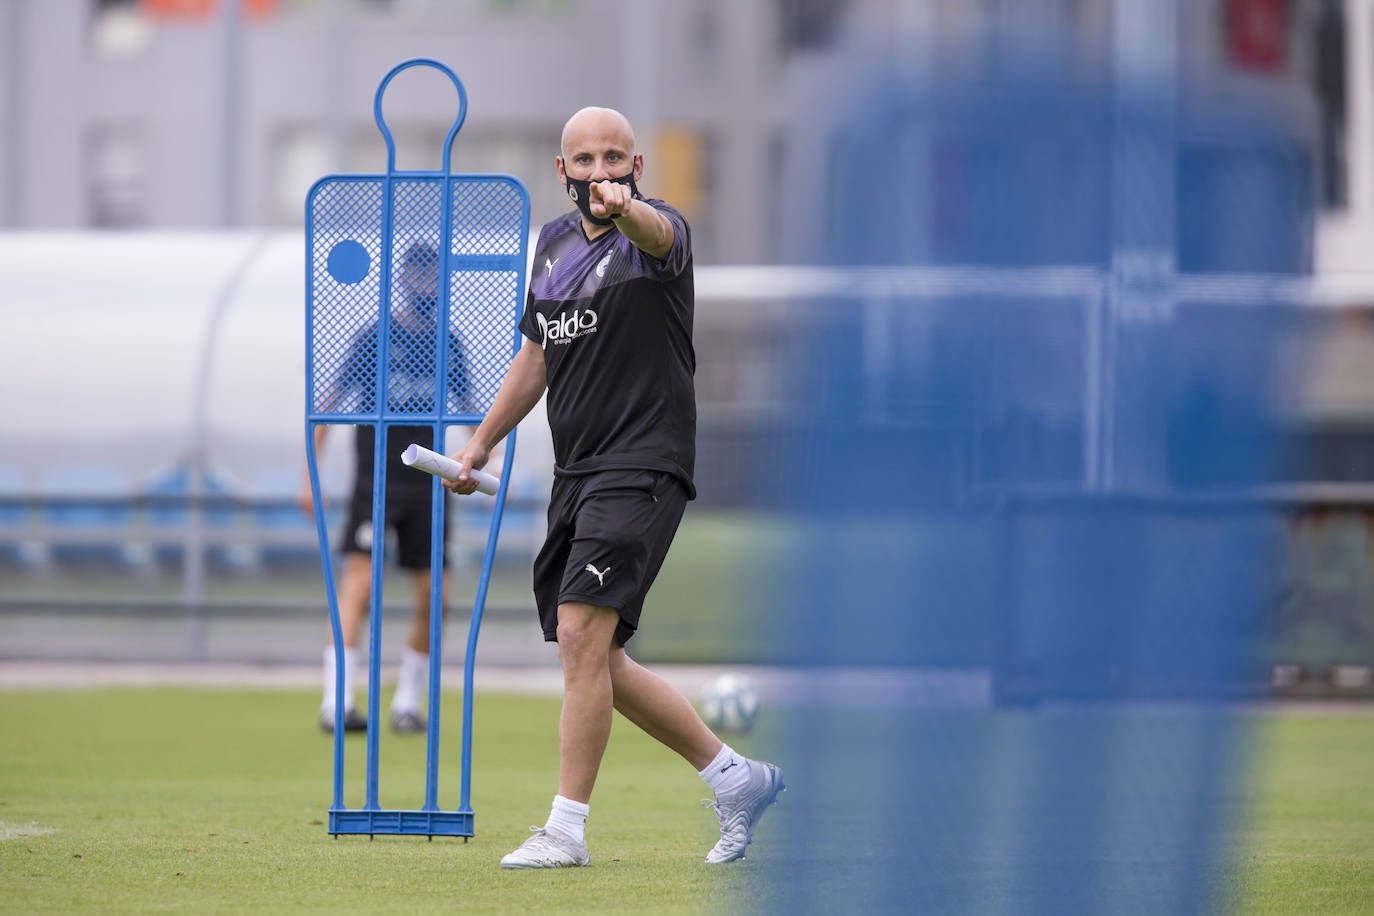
[409,572,446,614]
[556,603,619,667]
[339,556,372,603]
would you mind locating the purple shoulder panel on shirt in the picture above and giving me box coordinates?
[528,201,690,303]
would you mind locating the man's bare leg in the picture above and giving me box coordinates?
[553,601,621,803]
[497,601,614,868]
[404,566,448,653]
[608,639,784,865]
[336,553,372,648]
[608,646,721,771]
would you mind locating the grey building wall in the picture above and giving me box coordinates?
[1,0,788,262]
[0,0,1324,264]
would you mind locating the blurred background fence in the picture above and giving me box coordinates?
[2,0,1374,693]
[2,234,1374,686]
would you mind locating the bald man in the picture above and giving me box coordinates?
[446,107,783,868]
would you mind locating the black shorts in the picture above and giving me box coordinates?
[340,491,450,570]
[533,469,689,646]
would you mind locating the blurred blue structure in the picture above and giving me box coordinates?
[245,466,338,571]
[38,466,150,573]
[142,464,249,572]
[0,466,41,570]
[753,39,1309,916]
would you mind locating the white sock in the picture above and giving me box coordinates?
[392,648,429,714]
[544,795,589,844]
[322,646,359,713]
[700,744,751,797]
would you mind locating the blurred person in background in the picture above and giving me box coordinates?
[301,240,468,735]
[445,106,783,869]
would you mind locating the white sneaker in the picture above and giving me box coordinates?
[499,827,590,869]
[704,760,785,863]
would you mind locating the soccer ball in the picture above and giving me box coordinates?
[698,672,760,734]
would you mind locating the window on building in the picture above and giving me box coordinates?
[690,1,720,62]
[342,126,566,224]
[90,0,153,58]
[272,126,333,225]
[487,0,572,12]
[1225,0,1291,72]
[777,0,850,52]
[138,0,282,17]
[439,131,566,225]
[976,0,1097,79]
[88,125,149,227]
[1311,0,1347,209]
[1264,0,1347,210]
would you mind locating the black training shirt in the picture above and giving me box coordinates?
[336,316,469,500]
[520,200,696,498]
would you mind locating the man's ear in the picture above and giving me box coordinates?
[556,156,567,184]
[633,154,644,182]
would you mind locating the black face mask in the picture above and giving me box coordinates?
[564,171,639,227]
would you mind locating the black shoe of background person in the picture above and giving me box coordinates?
[390,710,427,734]
[318,708,368,734]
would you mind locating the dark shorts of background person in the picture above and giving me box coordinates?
[533,469,689,646]
[340,491,451,570]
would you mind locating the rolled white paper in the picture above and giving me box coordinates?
[400,443,500,496]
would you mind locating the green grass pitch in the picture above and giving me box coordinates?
[1230,712,1374,914]
[0,688,1370,914]
[0,688,754,915]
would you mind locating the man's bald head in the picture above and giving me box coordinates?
[560,107,637,159]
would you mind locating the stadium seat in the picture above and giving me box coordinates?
[38,466,152,573]
[248,466,337,571]
[0,465,46,571]
[499,465,548,561]
[445,462,546,570]
[140,464,253,572]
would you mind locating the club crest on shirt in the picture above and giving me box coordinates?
[595,252,613,278]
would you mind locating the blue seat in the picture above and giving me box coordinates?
[450,463,546,568]
[249,467,335,571]
[141,464,250,572]
[0,466,44,570]
[38,466,150,572]
[497,465,547,561]
[143,465,238,525]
